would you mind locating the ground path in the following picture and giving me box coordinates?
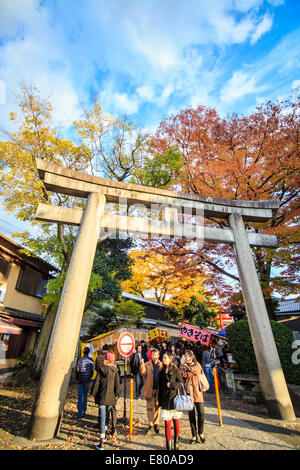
[0,381,299,451]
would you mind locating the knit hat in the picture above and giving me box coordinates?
[105,352,115,362]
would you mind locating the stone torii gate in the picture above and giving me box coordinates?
[28,158,295,440]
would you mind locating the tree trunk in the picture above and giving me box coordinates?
[264,297,276,321]
[31,223,74,377]
[32,304,58,378]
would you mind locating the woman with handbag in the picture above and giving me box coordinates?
[180,349,208,444]
[158,350,183,450]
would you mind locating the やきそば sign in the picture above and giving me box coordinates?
[180,323,211,345]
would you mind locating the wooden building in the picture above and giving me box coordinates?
[0,233,57,379]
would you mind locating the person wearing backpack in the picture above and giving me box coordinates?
[93,351,120,450]
[76,346,95,419]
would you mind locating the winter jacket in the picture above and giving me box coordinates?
[158,364,183,410]
[180,360,204,403]
[202,350,212,368]
[140,359,163,399]
[76,355,95,384]
[159,347,168,362]
[171,352,181,368]
[130,352,143,375]
[93,365,120,406]
[141,345,148,362]
[95,349,109,371]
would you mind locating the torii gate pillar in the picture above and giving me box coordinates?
[28,192,106,440]
[229,213,295,421]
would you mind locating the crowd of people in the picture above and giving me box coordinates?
[75,339,228,451]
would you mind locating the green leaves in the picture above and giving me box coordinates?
[114,299,145,324]
[182,295,217,327]
[42,270,103,309]
[140,147,183,188]
[227,319,300,384]
[90,237,133,303]
[88,299,145,336]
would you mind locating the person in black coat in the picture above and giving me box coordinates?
[158,350,183,450]
[140,339,149,362]
[93,352,120,450]
[159,341,168,361]
[130,344,145,399]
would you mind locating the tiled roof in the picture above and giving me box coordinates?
[121,292,172,309]
[276,299,300,315]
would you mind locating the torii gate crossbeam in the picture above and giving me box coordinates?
[28,159,295,441]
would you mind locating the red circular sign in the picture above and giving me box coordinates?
[117,332,135,357]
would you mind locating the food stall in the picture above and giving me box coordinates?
[81,326,149,377]
[148,327,170,343]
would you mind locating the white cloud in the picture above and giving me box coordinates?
[221,71,262,103]
[209,11,255,44]
[0,0,293,133]
[233,0,264,12]
[291,80,300,89]
[115,92,139,115]
[267,0,285,5]
[0,80,5,105]
[69,0,271,76]
[0,0,39,37]
[155,84,175,106]
[220,28,300,107]
[99,87,140,116]
[250,13,273,44]
[130,31,178,71]
[136,85,155,102]
[0,0,85,131]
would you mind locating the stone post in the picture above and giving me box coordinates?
[228,213,295,421]
[28,192,106,440]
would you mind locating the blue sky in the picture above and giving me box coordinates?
[0,0,300,237]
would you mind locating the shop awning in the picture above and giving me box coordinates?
[0,317,22,335]
[0,310,43,329]
[8,317,42,328]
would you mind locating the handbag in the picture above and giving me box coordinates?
[198,371,210,392]
[173,384,194,411]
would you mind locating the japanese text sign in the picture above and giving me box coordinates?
[149,328,170,341]
[180,323,211,345]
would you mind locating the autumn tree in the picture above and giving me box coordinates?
[121,249,218,321]
[0,86,98,374]
[146,96,300,318]
[73,102,150,182]
[0,86,139,375]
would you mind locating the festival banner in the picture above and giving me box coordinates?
[82,327,149,355]
[179,323,211,345]
[148,328,170,341]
